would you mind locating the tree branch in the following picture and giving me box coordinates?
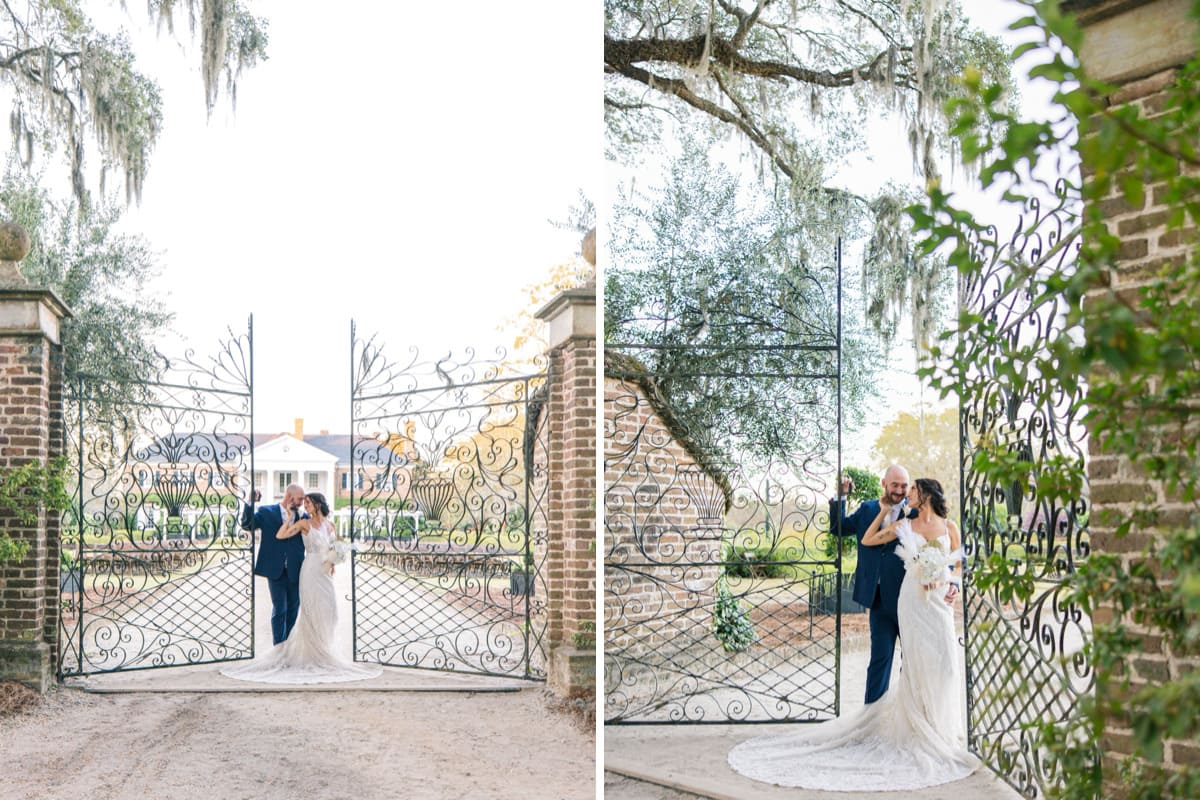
[609,57,798,179]
[719,0,774,49]
[605,34,905,88]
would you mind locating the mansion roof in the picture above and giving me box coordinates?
[145,432,355,467]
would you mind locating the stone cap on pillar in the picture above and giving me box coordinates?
[536,287,596,349]
[0,288,73,345]
[0,220,73,343]
[1062,0,1197,83]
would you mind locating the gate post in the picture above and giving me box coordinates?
[536,239,597,698]
[0,224,71,691]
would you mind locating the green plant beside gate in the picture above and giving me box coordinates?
[0,458,69,564]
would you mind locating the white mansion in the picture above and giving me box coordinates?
[249,419,362,504]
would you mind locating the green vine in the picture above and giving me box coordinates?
[910,2,1200,797]
[0,457,70,564]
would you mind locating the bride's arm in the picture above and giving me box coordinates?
[861,507,899,546]
[276,519,311,540]
[947,520,963,583]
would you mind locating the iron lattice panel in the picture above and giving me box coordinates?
[603,370,844,723]
[348,325,548,680]
[957,187,1095,797]
[59,321,255,676]
[604,250,845,723]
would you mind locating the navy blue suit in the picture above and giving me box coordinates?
[241,502,307,644]
[829,496,909,704]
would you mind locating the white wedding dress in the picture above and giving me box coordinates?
[728,520,978,791]
[221,520,382,684]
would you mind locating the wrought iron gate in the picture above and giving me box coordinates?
[348,323,548,679]
[58,319,255,676]
[604,249,844,723]
[958,187,1094,797]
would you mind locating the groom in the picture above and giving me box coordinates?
[828,464,913,704]
[240,483,308,644]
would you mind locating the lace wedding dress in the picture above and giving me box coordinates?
[222,520,382,684]
[728,521,978,791]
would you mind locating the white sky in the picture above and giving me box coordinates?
[97,1,600,434]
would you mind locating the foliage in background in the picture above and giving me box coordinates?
[724,545,791,580]
[604,0,1008,182]
[871,406,960,521]
[0,0,267,205]
[604,0,1009,352]
[500,192,595,366]
[0,458,69,564]
[841,465,881,507]
[910,1,1200,796]
[0,168,172,382]
[823,464,877,561]
[607,138,884,461]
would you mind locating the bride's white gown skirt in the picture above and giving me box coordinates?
[728,538,978,791]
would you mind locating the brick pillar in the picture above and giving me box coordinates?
[1064,0,1199,785]
[0,223,71,691]
[535,279,596,697]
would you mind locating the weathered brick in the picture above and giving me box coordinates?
[1117,210,1172,236]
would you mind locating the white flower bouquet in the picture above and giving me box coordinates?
[324,539,353,566]
[895,522,963,591]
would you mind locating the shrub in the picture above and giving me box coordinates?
[712,578,757,653]
[724,546,790,579]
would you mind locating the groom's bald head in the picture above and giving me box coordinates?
[882,465,910,505]
[283,483,305,509]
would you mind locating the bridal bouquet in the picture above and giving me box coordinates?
[895,523,963,590]
[324,540,353,566]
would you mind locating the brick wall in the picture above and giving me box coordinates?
[536,286,597,697]
[544,336,596,649]
[1065,0,1200,787]
[0,288,68,691]
[603,375,723,655]
[1086,65,1200,785]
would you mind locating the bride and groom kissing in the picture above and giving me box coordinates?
[729,465,979,792]
[221,483,380,684]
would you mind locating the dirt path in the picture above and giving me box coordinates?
[0,685,594,800]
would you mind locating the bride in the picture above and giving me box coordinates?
[222,492,381,684]
[728,477,978,791]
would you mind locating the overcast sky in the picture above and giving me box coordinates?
[105,2,599,435]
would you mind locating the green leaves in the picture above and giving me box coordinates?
[0,457,70,565]
[906,1,1200,795]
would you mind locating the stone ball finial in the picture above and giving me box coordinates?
[0,221,31,261]
[581,227,596,267]
[0,221,31,285]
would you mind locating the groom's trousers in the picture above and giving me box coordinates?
[266,567,301,644]
[865,603,900,704]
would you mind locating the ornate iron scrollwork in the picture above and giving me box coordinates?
[58,318,255,677]
[348,323,548,680]
[957,184,1095,798]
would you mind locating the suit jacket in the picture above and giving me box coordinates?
[241,502,307,580]
[829,497,908,613]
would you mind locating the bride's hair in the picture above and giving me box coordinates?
[306,492,330,517]
[914,478,948,518]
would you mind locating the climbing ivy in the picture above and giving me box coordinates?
[0,458,69,564]
[909,1,1200,797]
